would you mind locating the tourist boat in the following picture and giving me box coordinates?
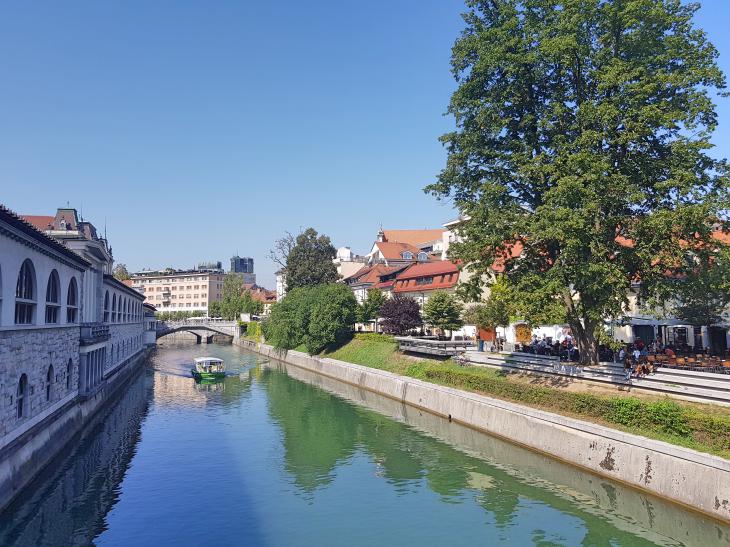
[190,357,226,380]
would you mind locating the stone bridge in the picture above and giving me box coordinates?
[156,319,239,344]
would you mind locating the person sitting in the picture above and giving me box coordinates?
[665,346,676,358]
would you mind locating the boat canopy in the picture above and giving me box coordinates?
[194,357,224,364]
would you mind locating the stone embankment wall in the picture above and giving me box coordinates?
[237,339,730,523]
[0,347,150,511]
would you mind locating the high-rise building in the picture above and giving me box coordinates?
[230,256,254,273]
[230,255,255,284]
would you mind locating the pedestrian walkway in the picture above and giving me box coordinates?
[464,351,730,406]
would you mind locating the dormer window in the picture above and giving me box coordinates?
[401,251,413,260]
[417,252,428,262]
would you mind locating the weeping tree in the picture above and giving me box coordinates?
[427,0,729,365]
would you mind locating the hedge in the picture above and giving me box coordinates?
[421,366,730,455]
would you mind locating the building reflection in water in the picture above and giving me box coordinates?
[0,369,152,547]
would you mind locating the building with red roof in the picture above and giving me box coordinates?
[392,260,462,308]
[344,263,411,302]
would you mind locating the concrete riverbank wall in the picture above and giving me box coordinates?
[0,347,151,512]
[237,339,730,523]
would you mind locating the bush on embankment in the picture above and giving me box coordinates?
[316,334,730,458]
[262,284,357,355]
[241,320,262,342]
[413,364,730,456]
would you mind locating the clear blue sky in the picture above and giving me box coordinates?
[1,1,729,288]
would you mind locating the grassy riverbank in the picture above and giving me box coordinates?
[320,333,730,459]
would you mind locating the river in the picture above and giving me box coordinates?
[0,342,727,546]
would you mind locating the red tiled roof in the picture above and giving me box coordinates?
[382,229,445,246]
[344,264,375,282]
[374,241,421,260]
[347,264,406,285]
[20,215,55,231]
[395,260,460,279]
[393,260,460,293]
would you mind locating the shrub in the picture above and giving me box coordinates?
[417,365,728,453]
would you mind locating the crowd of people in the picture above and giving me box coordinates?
[519,334,584,362]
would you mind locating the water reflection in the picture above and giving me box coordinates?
[0,368,151,547]
[263,361,730,546]
[1,343,727,547]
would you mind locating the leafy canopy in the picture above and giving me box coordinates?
[263,284,357,354]
[422,291,464,332]
[670,246,730,328]
[379,294,422,335]
[112,263,131,281]
[216,273,264,320]
[285,228,340,291]
[357,288,387,323]
[427,0,729,364]
[463,276,514,329]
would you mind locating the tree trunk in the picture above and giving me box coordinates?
[561,290,600,366]
[567,317,599,366]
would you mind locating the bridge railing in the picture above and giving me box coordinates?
[156,319,239,336]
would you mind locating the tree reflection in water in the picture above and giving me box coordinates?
[262,367,664,546]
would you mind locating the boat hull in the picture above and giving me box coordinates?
[191,369,226,380]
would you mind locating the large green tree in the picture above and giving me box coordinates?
[422,291,463,334]
[285,228,340,291]
[428,0,729,364]
[263,284,357,354]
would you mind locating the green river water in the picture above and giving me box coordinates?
[0,342,727,546]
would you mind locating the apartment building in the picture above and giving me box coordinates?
[131,268,225,313]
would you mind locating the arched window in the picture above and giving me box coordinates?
[104,291,110,322]
[66,358,73,390]
[124,298,128,322]
[0,264,3,325]
[17,374,27,419]
[45,270,61,323]
[401,251,413,260]
[46,364,54,401]
[15,259,36,324]
[66,277,78,323]
[112,294,117,323]
[417,252,428,262]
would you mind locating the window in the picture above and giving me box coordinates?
[17,374,27,419]
[46,364,54,401]
[417,252,428,262]
[45,270,61,323]
[67,278,78,323]
[401,251,413,260]
[15,259,36,324]
[66,359,73,390]
[112,294,117,322]
[415,276,434,286]
[104,291,110,322]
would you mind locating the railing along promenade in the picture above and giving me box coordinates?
[395,336,477,356]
